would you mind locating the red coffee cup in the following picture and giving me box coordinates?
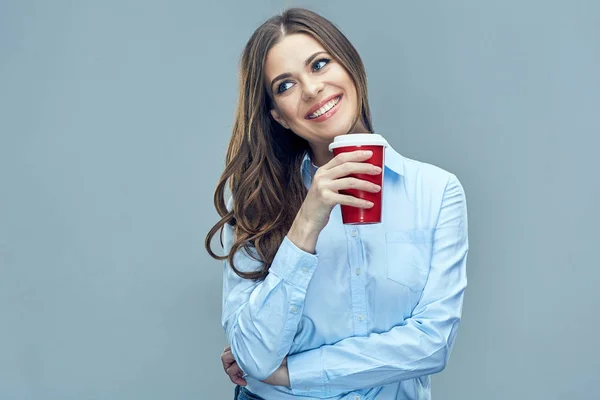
[328,134,388,224]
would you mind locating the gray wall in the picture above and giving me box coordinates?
[1,0,598,399]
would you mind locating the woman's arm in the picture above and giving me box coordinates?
[223,151,385,382]
[286,173,469,397]
[222,198,320,381]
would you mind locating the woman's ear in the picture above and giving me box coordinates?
[270,108,290,130]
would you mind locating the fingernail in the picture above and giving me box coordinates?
[363,150,373,156]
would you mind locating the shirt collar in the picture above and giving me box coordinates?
[299,144,405,181]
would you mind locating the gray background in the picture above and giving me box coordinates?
[1,0,598,399]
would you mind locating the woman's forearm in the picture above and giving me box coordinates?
[286,208,322,254]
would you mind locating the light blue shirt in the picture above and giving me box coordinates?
[222,144,469,399]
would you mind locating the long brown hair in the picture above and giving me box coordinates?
[205,7,373,281]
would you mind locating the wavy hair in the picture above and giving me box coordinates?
[205,7,373,281]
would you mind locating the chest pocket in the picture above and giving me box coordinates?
[385,229,434,292]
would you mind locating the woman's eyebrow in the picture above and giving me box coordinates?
[270,51,328,88]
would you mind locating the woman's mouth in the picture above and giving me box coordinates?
[306,95,343,122]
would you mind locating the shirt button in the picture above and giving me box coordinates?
[354,395,361,400]
[357,314,364,321]
[351,229,358,237]
[291,306,299,314]
[302,267,309,273]
[355,267,361,275]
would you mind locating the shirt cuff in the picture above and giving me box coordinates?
[287,347,327,397]
[268,236,318,290]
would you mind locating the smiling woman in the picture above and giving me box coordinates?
[205,7,374,284]
[205,7,468,400]
[265,35,367,153]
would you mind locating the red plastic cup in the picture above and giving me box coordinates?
[328,134,388,224]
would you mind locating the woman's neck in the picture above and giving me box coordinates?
[309,146,334,168]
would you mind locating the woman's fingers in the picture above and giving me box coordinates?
[331,192,375,208]
[328,177,381,193]
[226,362,247,386]
[221,347,235,371]
[222,346,247,386]
[326,160,382,180]
[321,150,373,170]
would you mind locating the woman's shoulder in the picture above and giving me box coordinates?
[387,146,458,191]
[405,155,455,180]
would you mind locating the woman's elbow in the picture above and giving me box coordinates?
[228,335,284,381]
[234,351,281,382]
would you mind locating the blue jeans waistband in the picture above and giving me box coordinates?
[234,385,266,400]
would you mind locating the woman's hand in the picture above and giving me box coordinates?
[301,150,382,231]
[288,150,382,252]
[221,345,247,386]
[221,346,290,388]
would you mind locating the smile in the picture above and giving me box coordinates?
[306,95,342,121]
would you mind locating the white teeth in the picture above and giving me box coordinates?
[309,96,340,119]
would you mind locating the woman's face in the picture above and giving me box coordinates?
[264,33,367,147]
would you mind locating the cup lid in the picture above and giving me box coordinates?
[328,133,388,152]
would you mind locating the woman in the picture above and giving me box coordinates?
[205,7,469,400]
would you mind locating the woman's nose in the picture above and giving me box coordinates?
[302,78,324,101]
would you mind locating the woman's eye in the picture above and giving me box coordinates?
[313,58,330,71]
[275,58,331,94]
[277,81,293,94]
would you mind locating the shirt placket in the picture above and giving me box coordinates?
[346,225,368,337]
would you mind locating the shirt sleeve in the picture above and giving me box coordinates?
[221,197,319,381]
[287,173,469,397]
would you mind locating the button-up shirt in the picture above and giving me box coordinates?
[221,143,469,399]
